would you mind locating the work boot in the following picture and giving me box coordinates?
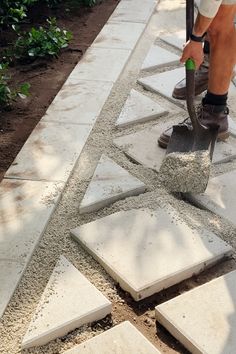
[158,104,229,149]
[172,55,209,100]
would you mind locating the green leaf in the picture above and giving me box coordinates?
[19,82,30,96]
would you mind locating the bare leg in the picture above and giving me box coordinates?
[207,5,236,95]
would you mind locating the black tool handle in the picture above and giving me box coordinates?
[186,0,194,41]
[186,0,200,133]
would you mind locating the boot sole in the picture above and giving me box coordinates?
[158,131,229,149]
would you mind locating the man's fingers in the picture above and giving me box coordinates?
[179,41,204,69]
[180,55,203,69]
[180,53,188,63]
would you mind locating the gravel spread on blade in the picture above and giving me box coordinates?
[160,150,211,194]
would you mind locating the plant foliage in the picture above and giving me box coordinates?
[12,18,72,61]
[0,0,37,26]
[0,0,102,27]
[0,63,30,110]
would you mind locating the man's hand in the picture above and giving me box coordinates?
[180,40,204,69]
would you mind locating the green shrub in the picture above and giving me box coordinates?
[11,18,72,61]
[0,0,37,26]
[0,0,101,27]
[0,63,30,110]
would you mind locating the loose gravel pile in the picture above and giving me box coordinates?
[160,150,211,194]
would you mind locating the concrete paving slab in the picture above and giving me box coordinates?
[93,21,145,50]
[0,260,25,318]
[113,120,179,171]
[138,67,185,106]
[141,45,180,71]
[43,80,113,125]
[155,270,236,354]
[5,121,91,182]
[71,208,232,301]
[79,154,146,214]
[115,89,168,127]
[159,30,185,51]
[109,0,157,24]
[187,170,236,227]
[64,321,161,354]
[229,116,236,138]
[0,179,63,317]
[0,179,63,261]
[22,256,111,349]
[213,137,236,164]
[229,80,236,94]
[69,47,131,83]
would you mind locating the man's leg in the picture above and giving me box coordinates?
[172,8,236,100]
[158,4,236,149]
[207,5,236,95]
[199,4,236,133]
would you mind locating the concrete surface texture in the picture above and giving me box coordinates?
[22,256,111,349]
[64,321,162,354]
[115,89,168,127]
[155,270,236,354]
[71,207,232,301]
[79,154,146,214]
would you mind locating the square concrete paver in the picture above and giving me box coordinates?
[22,256,111,349]
[79,154,146,214]
[213,137,236,164]
[70,47,130,83]
[5,121,91,182]
[115,89,168,127]
[229,116,236,138]
[71,208,232,301]
[138,67,185,106]
[155,270,236,354]
[109,0,157,24]
[43,80,113,125]
[64,321,161,354]
[113,120,180,172]
[160,30,185,51]
[141,45,179,71]
[0,179,63,317]
[93,21,145,50]
[187,170,236,227]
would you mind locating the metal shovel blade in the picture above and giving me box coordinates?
[160,122,218,194]
[163,63,219,194]
[166,122,218,158]
[160,125,218,194]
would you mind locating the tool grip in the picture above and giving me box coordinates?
[185,58,196,71]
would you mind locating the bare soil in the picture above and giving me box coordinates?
[0,0,120,181]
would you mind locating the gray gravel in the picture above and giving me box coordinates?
[160,150,211,193]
